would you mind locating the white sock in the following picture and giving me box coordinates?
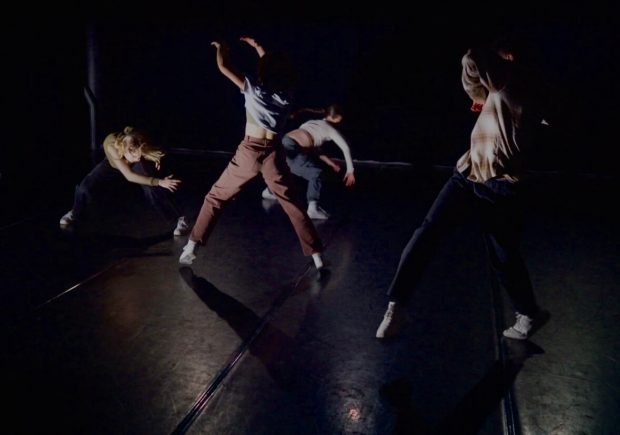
[312,252,324,269]
[184,240,197,252]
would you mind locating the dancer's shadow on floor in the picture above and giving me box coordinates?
[178,266,331,389]
[381,339,545,435]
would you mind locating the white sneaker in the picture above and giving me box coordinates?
[376,301,405,338]
[173,216,189,236]
[503,312,533,340]
[59,210,76,226]
[179,243,196,265]
[312,252,324,270]
[262,187,277,200]
[307,201,329,220]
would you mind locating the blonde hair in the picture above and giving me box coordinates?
[113,126,164,164]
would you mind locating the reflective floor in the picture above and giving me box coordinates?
[1,153,618,435]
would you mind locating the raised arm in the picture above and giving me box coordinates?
[211,41,244,90]
[240,36,266,58]
[461,49,488,111]
[462,47,510,100]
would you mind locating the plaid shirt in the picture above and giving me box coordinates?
[457,48,543,183]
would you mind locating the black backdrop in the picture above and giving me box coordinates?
[3,2,617,210]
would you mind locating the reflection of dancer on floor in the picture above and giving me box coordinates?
[59,126,189,236]
[179,36,324,269]
[261,104,356,220]
[375,35,550,340]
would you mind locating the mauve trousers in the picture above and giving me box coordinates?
[190,136,323,256]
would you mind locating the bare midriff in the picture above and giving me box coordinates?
[245,123,277,140]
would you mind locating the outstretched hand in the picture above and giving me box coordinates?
[343,172,356,187]
[239,36,258,47]
[239,36,265,57]
[159,175,181,192]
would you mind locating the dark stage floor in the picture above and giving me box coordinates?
[1,152,618,435]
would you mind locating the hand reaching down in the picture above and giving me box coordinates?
[159,175,181,192]
[343,172,356,187]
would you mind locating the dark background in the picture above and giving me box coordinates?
[2,2,617,222]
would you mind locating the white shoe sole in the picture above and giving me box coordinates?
[179,250,196,265]
[308,213,329,220]
[502,327,528,340]
[262,189,277,200]
[179,255,195,265]
[60,213,75,226]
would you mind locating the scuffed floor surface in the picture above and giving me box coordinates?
[1,154,618,435]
